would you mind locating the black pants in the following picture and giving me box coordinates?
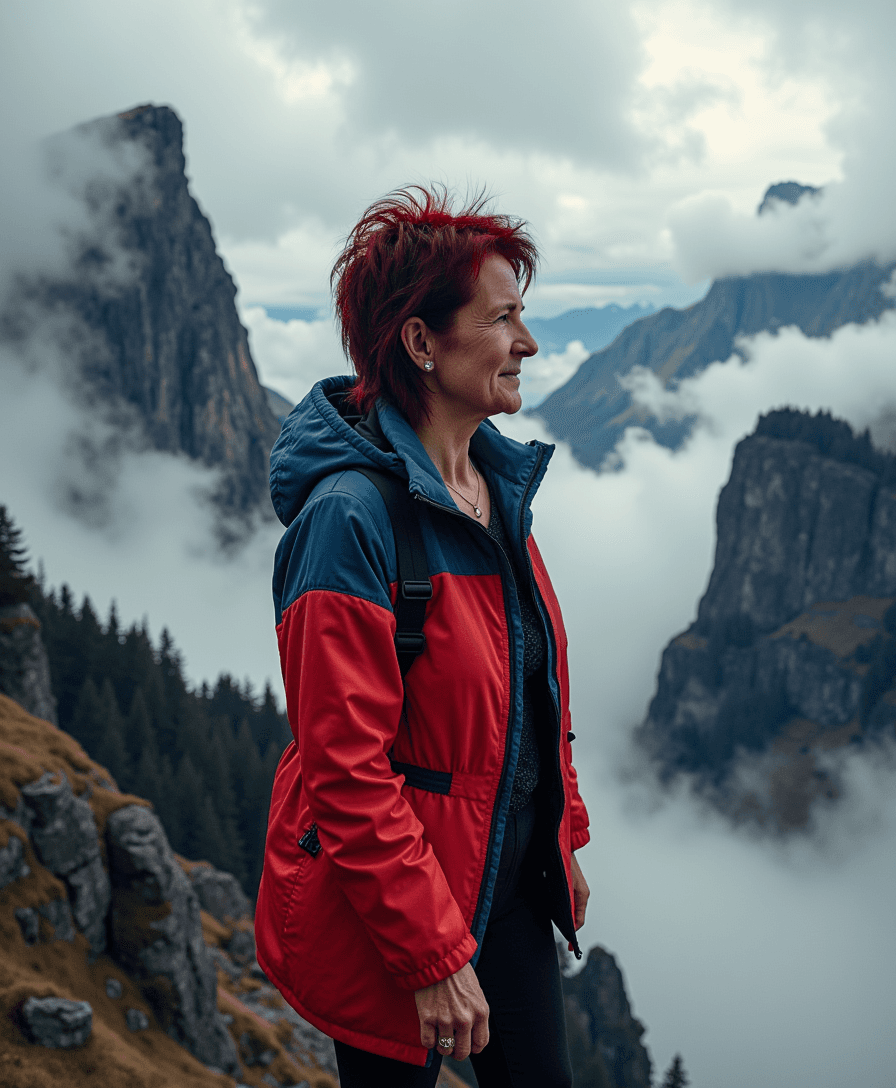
[333,801,573,1087]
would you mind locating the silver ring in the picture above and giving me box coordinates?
[438,1035,456,1050]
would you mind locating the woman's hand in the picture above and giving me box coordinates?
[414,962,490,1062]
[571,852,590,930]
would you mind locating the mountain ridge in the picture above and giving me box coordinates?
[532,182,896,469]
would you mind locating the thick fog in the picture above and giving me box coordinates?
[499,311,896,1086]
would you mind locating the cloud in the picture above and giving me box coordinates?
[0,0,847,309]
[499,309,896,1087]
[240,305,349,405]
[0,356,282,689]
[666,0,896,279]
[518,340,590,410]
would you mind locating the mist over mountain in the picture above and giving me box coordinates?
[525,303,656,356]
[533,183,896,470]
[637,407,896,826]
[2,104,280,537]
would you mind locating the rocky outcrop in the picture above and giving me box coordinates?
[562,946,653,1088]
[20,772,110,955]
[533,185,895,470]
[19,996,93,1048]
[106,803,240,1074]
[638,411,896,824]
[0,604,57,724]
[187,860,252,923]
[1,695,340,1088]
[10,104,281,525]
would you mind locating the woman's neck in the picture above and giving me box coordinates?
[414,413,480,494]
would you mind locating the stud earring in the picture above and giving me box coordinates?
[423,361,434,371]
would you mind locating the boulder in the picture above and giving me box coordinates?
[126,1008,150,1031]
[20,772,110,954]
[188,863,252,922]
[20,996,93,1048]
[105,978,123,1000]
[106,804,239,1075]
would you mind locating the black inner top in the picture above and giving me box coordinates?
[481,485,548,814]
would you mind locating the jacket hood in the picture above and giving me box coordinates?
[270,375,554,528]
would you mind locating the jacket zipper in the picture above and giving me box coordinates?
[519,481,581,958]
[413,445,579,953]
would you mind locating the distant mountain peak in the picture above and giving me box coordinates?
[757,180,821,216]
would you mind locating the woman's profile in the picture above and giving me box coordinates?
[256,186,591,1088]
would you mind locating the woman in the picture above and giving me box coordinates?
[256,187,590,1088]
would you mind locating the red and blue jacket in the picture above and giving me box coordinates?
[255,375,590,1066]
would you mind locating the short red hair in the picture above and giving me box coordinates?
[331,185,539,426]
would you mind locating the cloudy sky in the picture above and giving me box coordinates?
[2,2,896,1086]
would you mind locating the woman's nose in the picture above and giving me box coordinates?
[517,322,538,357]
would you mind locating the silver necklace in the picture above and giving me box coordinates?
[444,461,483,518]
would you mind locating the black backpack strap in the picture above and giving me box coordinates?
[355,468,432,678]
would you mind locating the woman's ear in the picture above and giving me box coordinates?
[401,316,435,372]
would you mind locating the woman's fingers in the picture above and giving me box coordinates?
[438,1019,462,1058]
[571,853,590,930]
[470,1001,490,1055]
[414,962,490,1061]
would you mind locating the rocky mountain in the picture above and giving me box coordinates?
[562,947,653,1088]
[637,408,896,825]
[526,303,656,356]
[533,184,896,470]
[5,103,280,526]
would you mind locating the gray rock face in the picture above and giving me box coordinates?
[105,978,123,1000]
[35,104,281,523]
[638,419,896,813]
[188,863,252,922]
[563,946,653,1088]
[226,929,256,966]
[20,772,110,954]
[534,261,896,470]
[0,604,58,724]
[20,997,93,1048]
[37,897,76,942]
[697,436,896,631]
[15,907,39,944]
[0,828,30,890]
[106,804,239,1075]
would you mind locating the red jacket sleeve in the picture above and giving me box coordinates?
[278,487,477,990]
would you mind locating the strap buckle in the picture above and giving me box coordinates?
[394,631,427,654]
[401,580,433,600]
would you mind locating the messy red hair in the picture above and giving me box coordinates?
[331,185,538,426]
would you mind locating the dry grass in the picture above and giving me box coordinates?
[0,694,338,1088]
[771,595,894,659]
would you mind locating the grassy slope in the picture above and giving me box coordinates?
[0,693,340,1088]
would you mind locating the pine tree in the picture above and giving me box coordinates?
[0,505,34,607]
[192,794,233,871]
[661,1054,689,1088]
[172,753,205,859]
[70,676,106,755]
[132,744,163,809]
[125,687,158,768]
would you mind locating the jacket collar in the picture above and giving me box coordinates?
[270,376,554,542]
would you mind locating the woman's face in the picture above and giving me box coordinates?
[427,254,538,422]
